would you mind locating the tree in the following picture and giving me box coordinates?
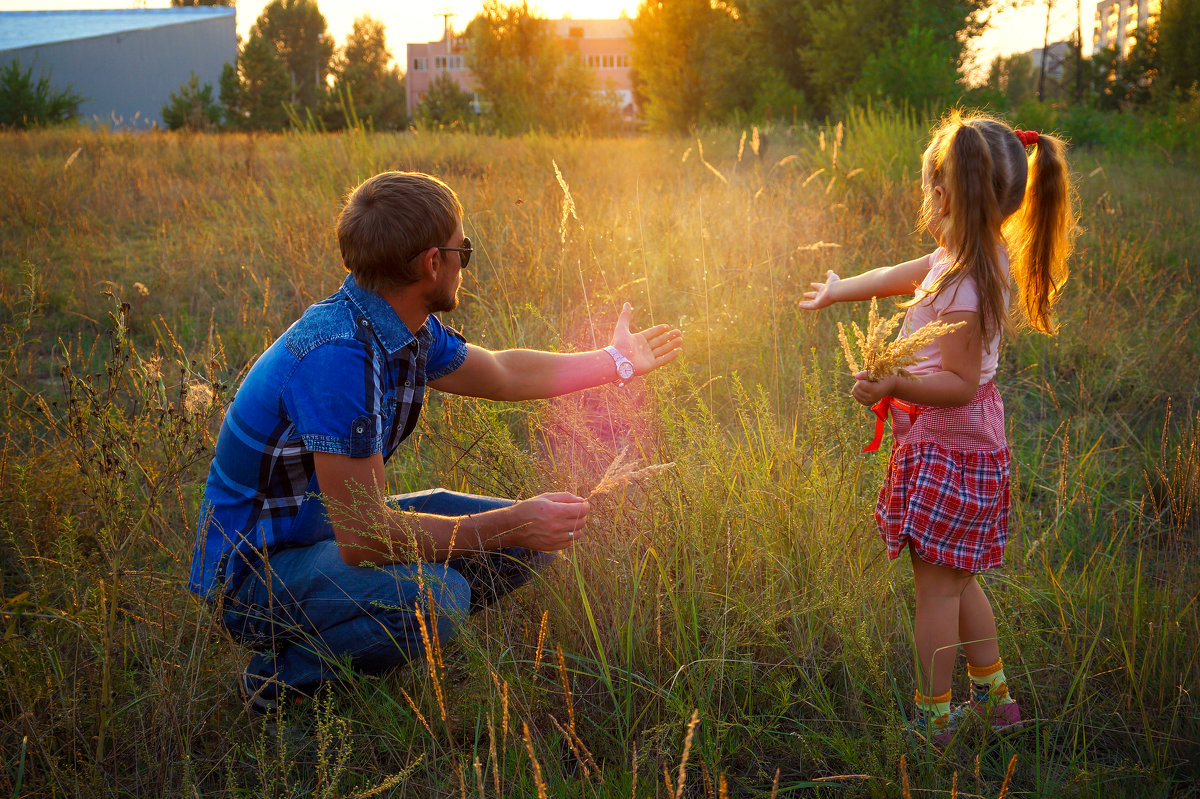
[466,1,606,134]
[327,15,407,130]
[252,0,336,113]
[748,0,986,116]
[1158,0,1200,93]
[984,52,1035,107]
[630,0,750,132]
[162,73,221,130]
[417,71,476,128]
[219,29,292,130]
[0,59,85,129]
[851,22,964,110]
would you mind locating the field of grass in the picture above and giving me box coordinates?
[1,111,1198,798]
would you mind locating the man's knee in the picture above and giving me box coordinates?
[387,488,514,516]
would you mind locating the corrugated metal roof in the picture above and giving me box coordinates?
[0,8,234,52]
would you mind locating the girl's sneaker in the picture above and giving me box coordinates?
[908,710,958,748]
[947,698,1024,733]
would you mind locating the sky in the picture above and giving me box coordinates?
[2,0,1088,77]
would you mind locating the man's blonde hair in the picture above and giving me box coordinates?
[336,172,463,292]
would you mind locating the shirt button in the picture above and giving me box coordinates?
[355,424,364,433]
[405,380,412,387]
[358,318,370,328]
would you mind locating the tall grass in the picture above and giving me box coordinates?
[1,115,1197,797]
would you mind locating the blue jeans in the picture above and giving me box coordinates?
[220,489,552,699]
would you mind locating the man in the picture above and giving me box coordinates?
[189,171,682,711]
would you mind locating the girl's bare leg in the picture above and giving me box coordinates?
[909,549,974,696]
[959,576,1001,667]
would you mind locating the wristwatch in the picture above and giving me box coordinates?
[603,345,635,385]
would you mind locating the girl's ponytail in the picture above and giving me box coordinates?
[938,122,1007,345]
[1010,133,1075,335]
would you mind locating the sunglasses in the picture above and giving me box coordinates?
[407,236,472,269]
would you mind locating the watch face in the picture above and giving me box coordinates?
[617,361,634,379]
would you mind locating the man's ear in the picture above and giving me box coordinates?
[414,246,439,281]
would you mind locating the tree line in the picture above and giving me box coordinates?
[3,0,1198,133]
[152,0,1200,134]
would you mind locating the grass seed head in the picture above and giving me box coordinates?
[839,298,965,381]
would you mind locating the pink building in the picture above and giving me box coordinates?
[405,17,635,120]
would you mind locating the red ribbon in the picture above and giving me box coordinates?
[1013,129,1039,147]
[862,396,924,453]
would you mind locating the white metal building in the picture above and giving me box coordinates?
[0,8,236,129]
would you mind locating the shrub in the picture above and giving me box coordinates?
[0,58,86,129]
[161,73,221,131]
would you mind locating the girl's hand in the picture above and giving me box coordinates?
[851,371,896,407]
[799,270,840,310]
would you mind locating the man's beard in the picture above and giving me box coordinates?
[428,284,459,313]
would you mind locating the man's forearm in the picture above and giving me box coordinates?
[335,503,527,566]
[489,348,616,400]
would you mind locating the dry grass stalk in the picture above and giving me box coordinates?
[549,714,591,781]
[555,643,577,736]
[553,160,578,245]
[951,770,957,799]
[399,687,432,737]
[631,739,639,799]
[900,754,911,799]
[413,600,447,723]
[521,722,549,799]
[769,767,780,799]
[674,709,701,799]
[484,667,508,734]
[997,754,1018,799]
[473,757,485,799]
[487,718,501,796]
[838,297,966,381]
[701,763,713,799]
[719,773,729,799]
[588,444,676,499]
[532,609,548,675]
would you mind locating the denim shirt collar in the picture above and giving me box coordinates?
[338,273,425,355]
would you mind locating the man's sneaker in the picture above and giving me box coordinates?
[239,669,307,715]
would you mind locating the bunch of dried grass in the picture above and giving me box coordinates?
[837,297,966,381]
[588,445,676,499]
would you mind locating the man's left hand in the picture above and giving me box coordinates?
[610,302,683,377]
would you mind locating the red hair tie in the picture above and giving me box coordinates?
[1014,129,1039,147]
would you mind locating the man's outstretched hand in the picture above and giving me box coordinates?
[609,302,683,377]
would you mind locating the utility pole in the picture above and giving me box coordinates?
[436,8,457,45]
[1038,0,1053,101]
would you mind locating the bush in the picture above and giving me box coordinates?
[0,58,86,129]
[161,73,221,131]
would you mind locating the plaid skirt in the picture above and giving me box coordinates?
[874,383,1010,573]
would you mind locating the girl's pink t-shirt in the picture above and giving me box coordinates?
[901,246,1008,385]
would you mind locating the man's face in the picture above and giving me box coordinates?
[428,219,466,314]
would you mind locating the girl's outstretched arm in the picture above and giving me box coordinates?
[799,254,933,310]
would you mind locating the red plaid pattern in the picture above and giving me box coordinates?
[874,383,1011,573]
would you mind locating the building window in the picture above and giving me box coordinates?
[413,57,426,70]
[434,56,447,70]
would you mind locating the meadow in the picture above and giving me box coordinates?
[1,111,1198,797]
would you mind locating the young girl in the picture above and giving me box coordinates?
[800,111,1074,742]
